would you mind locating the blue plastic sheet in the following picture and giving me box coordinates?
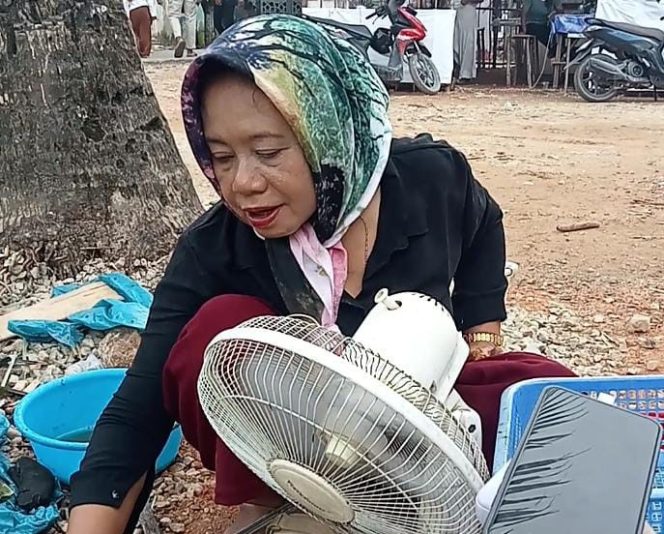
[7,272,153,347]
[0,416,7,443]
[50,283,82,298]
[69,299,150,331]
[99,273,153,309]
[7,320,83,348]
[0,456,60,534]
[552,14,590,35]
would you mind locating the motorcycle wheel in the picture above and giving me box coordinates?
[408,53,441,95]
[574,55,620,103]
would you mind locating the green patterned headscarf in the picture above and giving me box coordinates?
[182,14,392,325]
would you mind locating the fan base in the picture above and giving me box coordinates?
[269,459,354,525]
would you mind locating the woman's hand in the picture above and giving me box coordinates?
[468,340,503,361]
[463,321,503,361]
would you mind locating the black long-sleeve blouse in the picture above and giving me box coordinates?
[70,135,507,532]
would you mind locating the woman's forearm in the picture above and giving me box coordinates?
[67,474,146,534]
[464,321,501,336]
[464,321,503,360]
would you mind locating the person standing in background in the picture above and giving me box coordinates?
[169,0,198,57]
[522,0,562,49]
[453,0,482,83]
[123,0,156,58]
[213,0,238,35]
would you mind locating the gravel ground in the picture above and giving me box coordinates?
[2,63,662,534]
[1,259,656,533]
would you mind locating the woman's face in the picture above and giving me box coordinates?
[201,72,316,239]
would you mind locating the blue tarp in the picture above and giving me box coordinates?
[552,14,591,35]
[8,273,153,347]
[50,283,82,298]
[0,419,60,534]
[0,416,7,445]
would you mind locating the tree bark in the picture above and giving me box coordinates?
[0,0,202,303]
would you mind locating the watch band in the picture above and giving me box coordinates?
[463,332,504,347]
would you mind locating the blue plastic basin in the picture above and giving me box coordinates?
[13,368,182,484]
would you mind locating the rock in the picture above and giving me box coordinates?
[646,360,659,372]
[99,329,141,368]
[523,341,544,355]
[651,302,661,311]
[641,338,657,350]
[593,314,605,323]
[1,340,22,354]
[628,314,651,333]
[23,379,40,393]
[170,522,186,533]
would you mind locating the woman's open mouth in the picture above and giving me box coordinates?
[244,206,282,229]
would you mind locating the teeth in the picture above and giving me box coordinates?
[250,209,273,217]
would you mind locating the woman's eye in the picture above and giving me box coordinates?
[213,154,234,165]
[256,149,283,159]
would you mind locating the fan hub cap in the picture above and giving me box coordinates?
[269,459,354,524]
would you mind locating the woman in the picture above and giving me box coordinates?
[213,0,238,35]
[453,0,482,82]
[67,15,574,534]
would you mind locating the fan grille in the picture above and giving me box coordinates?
[199,316,487,534]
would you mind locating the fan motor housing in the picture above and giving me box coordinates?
[269,459,355,524]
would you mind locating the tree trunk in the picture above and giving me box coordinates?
[0,0,203,304]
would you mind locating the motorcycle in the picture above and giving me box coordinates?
[303,0,442,95]
[569,17,664,102]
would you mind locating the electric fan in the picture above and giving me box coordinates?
[197,289,490,534]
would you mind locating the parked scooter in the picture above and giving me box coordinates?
[570,17,664,102]
[303,0,441,94]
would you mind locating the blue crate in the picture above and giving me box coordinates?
[494,375,664,533]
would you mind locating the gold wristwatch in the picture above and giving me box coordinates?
[462,332,504,348]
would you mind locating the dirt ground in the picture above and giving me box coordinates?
[144,62,664,532]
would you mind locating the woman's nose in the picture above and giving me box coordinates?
[231,158,267,195]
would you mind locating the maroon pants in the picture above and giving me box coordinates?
[162,295,576,505]
[129,6,152,58]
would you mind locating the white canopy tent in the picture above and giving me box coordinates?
[595,0,664,31]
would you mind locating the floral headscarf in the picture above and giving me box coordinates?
[181,14,392,326]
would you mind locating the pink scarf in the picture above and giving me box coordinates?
[289,225,348,327]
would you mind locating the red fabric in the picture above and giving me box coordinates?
[456,353,576,472]
[163,295,576,505]
[163,295,278,505]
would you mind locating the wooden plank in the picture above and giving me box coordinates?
[0,282,121,342]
